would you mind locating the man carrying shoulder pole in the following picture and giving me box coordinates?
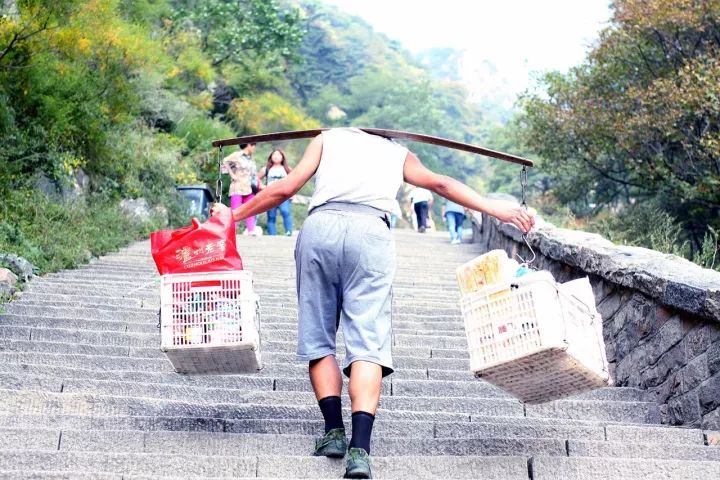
[211,128,535,479]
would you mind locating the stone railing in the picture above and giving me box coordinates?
[470,208,720,430]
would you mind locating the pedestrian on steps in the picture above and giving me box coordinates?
[221,142,259,235]
[408,186,433,233]
[257,148,294,236]
[443,198,467,244]
[211,128,535,479]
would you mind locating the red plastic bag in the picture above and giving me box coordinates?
[150,209,243,275]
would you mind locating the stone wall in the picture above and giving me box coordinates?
[470,211,720,430]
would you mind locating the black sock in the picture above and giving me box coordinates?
[349,411,375,454]
[318,396,344,433]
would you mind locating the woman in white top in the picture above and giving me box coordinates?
[257,149,293,236]
[212,128,535,478]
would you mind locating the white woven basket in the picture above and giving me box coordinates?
[460,278,610,403]
[159,270,262,374]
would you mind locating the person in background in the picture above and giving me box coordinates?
[443,198,466,244]
[258,149,293,236]
[408,186,433,233]
[221,142,258,235]
[212,128,535,479]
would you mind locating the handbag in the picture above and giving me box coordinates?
[150,208,243,275]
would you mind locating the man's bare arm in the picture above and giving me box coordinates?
[402,151,534,233]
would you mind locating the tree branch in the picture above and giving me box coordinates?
[0,13,53,64]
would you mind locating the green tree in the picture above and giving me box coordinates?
[521,0,720,248]
[171,0,302,67]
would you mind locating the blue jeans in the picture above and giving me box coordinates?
[445,212,465,242]
[267,199,293,235]
[413,201,428,229]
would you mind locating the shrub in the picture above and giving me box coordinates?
[0,189,167,274]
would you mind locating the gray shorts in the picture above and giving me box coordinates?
[294,203,395,377]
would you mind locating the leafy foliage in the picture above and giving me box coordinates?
[171,0,302,67]
[4,0,715,275]
[520,0,720,249]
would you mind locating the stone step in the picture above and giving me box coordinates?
[2,306,157,322]
[0,315,465,339]
[13,294,146,309]
[0,451,529,479]
[0,472,120,480]
[525,400,661,424]
[9,418,704,452]
[0,342,474,376]
[393,333,467,349]
[0,339,131,357]
[6,428,567,457]
[0,365,518,416]
[567,439,720,461]
[529,456,720,479]
[0,450,258,478]
[0,389,472,423]
[0,410,694,442]
[4,325,471,351]
[3,306,465,331]
[60,376,393,403]
[7,301,466,329]
[0,314,158,334]
[259,319,466,332]
[13,295,467,316]
[0,387,662,426]
[603,424,705,444]
[0,414,427,437]
[0,346,471,376]
[31,429,720,459]
[0,338,447,363]
[23,283,156,299]
[390,379,512,398]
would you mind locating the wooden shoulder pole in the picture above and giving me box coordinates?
[212,127,534,167]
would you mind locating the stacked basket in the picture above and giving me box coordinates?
[159,270,262,375]
[457,250,611,404]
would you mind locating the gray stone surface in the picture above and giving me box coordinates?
[531,456,720,479]
[0,451,258,477]
[0,268,17,297]
[604,424,705,444]
[1,230,719,478]
[699,373,720,415]
[0,253,36,282]
[567,439,720,461]
[256,455,529,479]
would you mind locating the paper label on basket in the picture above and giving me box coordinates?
[456,250,515,294]
[494,320,515,339]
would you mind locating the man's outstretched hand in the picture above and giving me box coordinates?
[490,200,536,234]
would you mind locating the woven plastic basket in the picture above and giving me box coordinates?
[460,278,610,403]
[159,270,262,374]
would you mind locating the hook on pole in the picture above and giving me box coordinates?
[215,146,224,204]
[516,165,537,267]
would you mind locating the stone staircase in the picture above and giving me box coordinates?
[0,230,718,479]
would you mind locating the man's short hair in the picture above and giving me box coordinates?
[239,142,256,150]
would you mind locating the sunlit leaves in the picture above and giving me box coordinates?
[521,0,720,246]
[228,92,320,134]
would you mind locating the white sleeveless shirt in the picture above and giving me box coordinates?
[308,128,408,213]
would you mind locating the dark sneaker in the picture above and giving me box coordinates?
[313,428,347,458]
[344,447,372,479]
